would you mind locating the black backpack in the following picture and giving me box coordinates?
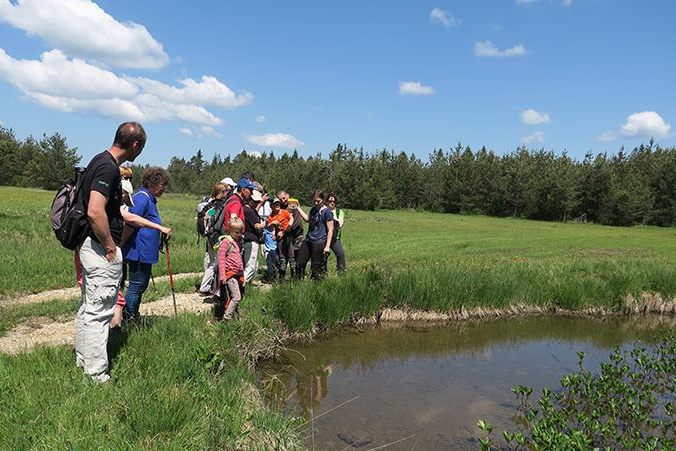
[50,167,90,250]
[196,196,213,237]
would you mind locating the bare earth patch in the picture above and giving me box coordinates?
[0,272,202,308]
[0,292,211,355]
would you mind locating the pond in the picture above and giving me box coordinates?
[258,315,674,450]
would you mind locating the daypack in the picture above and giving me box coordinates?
[196,196,214,237]
[51,167,90,250]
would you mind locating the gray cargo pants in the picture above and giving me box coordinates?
[75,237,122,383]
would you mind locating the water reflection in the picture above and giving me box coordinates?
[259,315,673,450]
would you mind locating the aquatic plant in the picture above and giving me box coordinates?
[477,333,676,450]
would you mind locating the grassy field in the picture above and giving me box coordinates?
[0,186,674,449]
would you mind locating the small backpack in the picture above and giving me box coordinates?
[50,167,90,250]
[196,196,214,237]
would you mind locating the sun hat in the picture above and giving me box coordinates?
[220,177,237,187]
[251,190,263,201]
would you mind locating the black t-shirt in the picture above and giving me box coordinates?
[81,151,123,245]
[243,204,262,243]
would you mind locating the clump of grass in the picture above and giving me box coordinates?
[0,314,302,450]
[477,333,676,450]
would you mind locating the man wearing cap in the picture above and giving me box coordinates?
[224,178,254,229]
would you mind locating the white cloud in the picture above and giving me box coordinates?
[255,115,267,124]
[0,48,253,126]
[597,111,671,142]
[134,76,253,109]
[521,131,545,145]
[0,0,168,69]
[179,128,193,137]
[245,133,304,149]
[430,8,461,28]
[596,131,617,142]
[475,41,526,57]
[199,126,221,138]
[563,0,573,6]
[620,111,670,138]
[245,150,262,158]
[399,81,434,96]
[521,108,551,125]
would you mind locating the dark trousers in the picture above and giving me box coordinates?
[295,240,327,280]
[265,249,279,280]
[331,239,346,273]
[277,235,293,278]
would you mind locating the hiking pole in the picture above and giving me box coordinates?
[163,233,178,318]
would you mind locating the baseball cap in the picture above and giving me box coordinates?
[220,177,237,187]
[237,178,256,190]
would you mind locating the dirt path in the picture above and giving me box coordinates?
[0,272,202,308]
[0,292,212,355]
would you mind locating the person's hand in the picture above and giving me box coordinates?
[323,246,330,255]
[161,226,172,238]
[241,279,246,287]
[262,193,269,201]
[277,231,284,239]
[254,222,263,230]
[105,245,117,262]
[269,220,279,226]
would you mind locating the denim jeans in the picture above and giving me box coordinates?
[124,261,152,319]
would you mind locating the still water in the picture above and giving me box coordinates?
[259,315,673,450]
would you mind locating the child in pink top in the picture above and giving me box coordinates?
[216,216,245,320]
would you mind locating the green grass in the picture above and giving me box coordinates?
[1,186,674,448]
[1,186,674,299]
[0,312,303,450]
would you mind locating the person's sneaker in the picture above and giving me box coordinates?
[198,291,212,297]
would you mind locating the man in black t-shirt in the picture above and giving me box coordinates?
[75,122,171,383]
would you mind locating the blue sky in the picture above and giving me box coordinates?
[0,0,674,166]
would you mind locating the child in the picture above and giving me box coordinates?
[262,221,279,282]
[268,197,292,279]
[215,216,245,321]
[286,197,305,277]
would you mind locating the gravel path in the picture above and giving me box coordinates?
[0,292,212,355]
[0,272,202,308]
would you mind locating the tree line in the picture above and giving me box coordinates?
[1,125,674,226]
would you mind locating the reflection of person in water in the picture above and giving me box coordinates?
[297,363,333,418]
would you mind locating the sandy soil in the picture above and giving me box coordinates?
[0,292,212,355]
[0,272,202,308]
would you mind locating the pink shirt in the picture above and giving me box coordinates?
[218,236,243,281]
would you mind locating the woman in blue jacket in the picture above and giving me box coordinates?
[122,167,171,320]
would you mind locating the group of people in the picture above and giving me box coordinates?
[71,121,347,383]
[196,177,347,320]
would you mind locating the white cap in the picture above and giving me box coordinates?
[251,189,263,201]
[221,177,237,187]
[121,179,134,206]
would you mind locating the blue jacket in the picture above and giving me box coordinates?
[123,188,162,264]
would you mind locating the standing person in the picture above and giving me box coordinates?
[286,197,305,278]
[243,191,264,284]
[267,197,292,279]
[225,178,255,228]
[262,221,279,282]
[214,217,246,321]
[295,190,334,280]
[76,121,171,383]
[122,167,171,320]
[198,182,228,295]
[326,193,346,274]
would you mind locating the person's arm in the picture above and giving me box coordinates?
[120,208,172,237]
[297,206,309,222]
[88,191,116,261]
[324,220,334,254]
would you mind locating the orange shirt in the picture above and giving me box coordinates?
[268,209,291,232]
